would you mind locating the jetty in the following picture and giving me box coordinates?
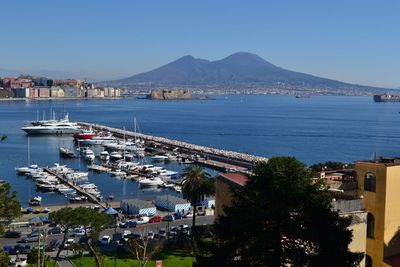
[44,168,106,209]
[78,122,268,173]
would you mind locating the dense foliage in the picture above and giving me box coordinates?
[206,157,362,266]
[49,207,113,267]
[0,250,9,267]
[0,182,21,233]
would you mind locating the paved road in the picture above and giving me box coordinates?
[0,215,214,248]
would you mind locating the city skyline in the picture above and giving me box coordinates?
[1,0,399,88]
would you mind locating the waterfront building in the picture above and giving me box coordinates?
[120,199,156,215]
[29,88,39,98]
[11,87,30,98]
[33,77,53,87]
[356,158,400,267]
[2,77,34,89]
[215,172,247,219]
[63,87,79,97]
[155,195,191,212]
[53,79,84,88]
[37,87,50,98]
[50,86,64,98]
[86,88,98,97]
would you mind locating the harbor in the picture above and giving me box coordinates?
[13,113,267,210]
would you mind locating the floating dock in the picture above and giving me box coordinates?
[78,122,268,174]
[44,168,105,208]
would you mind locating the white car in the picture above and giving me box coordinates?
[73,228,86,236]
[147,231,155,240]
[63,238,75,249]
[100,235,111,245]
[123,230,131,242]
[135,216,150,225]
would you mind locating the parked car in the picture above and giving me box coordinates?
[162,215,174,222]
[13,244,31,254]
[132,232,142,240]
[173,212,183,220]
[158,228,167,238]
[72,228,86,237]
[196,210,206,216]
[48,227,63,235]
[63,238,75,249]
[134,216,149,225]
[147,231,155,240]
[2,245,13,254]
[169,226,178,236]
[149,215,162,223]
[119,220,137,228]
[100,235,111,245]
[183,212,193,218]
[22,232,42,243]
[4,231,21,238]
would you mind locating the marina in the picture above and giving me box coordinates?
[12,113,262,208]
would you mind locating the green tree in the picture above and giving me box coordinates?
[74,207,113,267]
[0,182,21,233]
[181,165,214,246]
[0,250,10,267]
[49,207,80,267]
[212,157,363,267]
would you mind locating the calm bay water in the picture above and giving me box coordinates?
[1,94,400,205]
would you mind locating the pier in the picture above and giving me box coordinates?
[44,168,106,208]
[78,122,268,174]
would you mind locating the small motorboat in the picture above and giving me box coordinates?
[59,147,75,158]
[110,152,123,160]
[151,155,169,162]
[100,151,110,161]
[138,177,164,187]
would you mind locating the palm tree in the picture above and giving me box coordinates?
[181,164,215,245]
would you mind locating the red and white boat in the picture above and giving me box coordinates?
[73,127,96,140]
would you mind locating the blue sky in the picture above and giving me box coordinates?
[1,0,399,87]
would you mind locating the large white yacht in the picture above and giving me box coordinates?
[21,114,81,135]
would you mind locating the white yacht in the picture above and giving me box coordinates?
[15,165,39,174]
[151,155,169,161]
[138,177,164,187]
[79,135,115,145]
[100,151,110,161]
[21,114,81,135]
[84,149,95,161]
[110,151,123,160]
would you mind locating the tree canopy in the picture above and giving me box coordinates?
[0,182,21,233]
[210,157,362,267]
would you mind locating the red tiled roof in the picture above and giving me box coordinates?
[219,173,248,186]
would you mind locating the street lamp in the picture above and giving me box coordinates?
[104,206,118,267]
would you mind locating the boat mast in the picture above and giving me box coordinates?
[28,136,30,166]
[134,117,137,143]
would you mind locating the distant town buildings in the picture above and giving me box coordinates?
[0,74,121,99]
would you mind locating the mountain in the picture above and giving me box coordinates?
[102,52,390,94]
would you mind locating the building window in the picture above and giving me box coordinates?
[364,172,376,192]
[365,254,372,267]
[367,213,375,238]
